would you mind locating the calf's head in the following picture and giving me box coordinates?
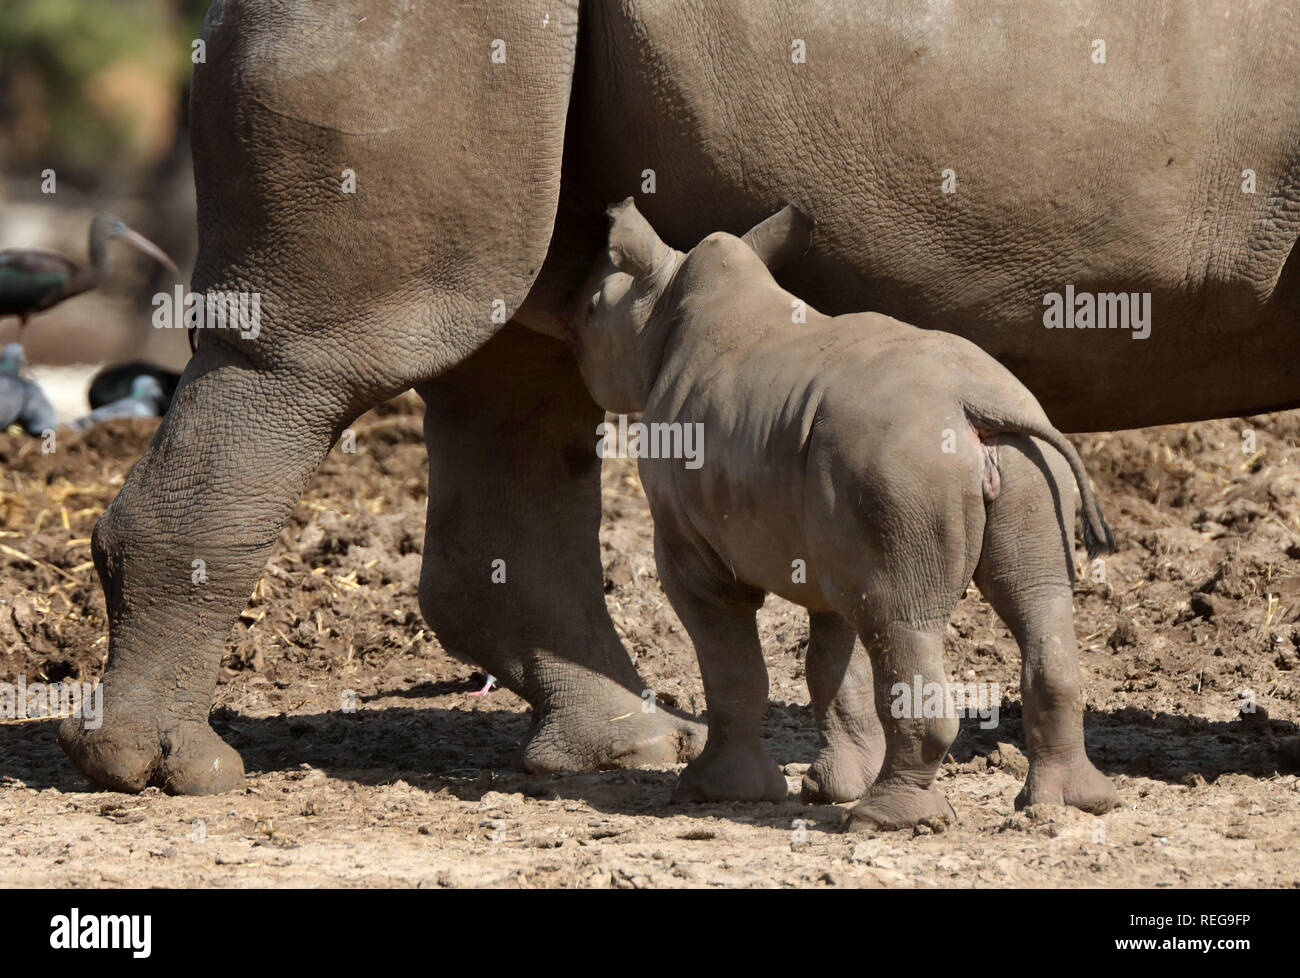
[570,197,813,413]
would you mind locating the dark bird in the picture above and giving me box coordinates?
[89,360,181,413]
[67,374,165,433]
[0,343,58,435]
[0,214,178,332]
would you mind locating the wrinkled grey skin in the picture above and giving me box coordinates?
[60,0,1300,795]
[571,199,1118,828]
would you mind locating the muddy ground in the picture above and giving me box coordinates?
[1,394,1298,888]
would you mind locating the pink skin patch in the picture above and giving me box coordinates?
[971,425,1001,501]
[468,674,496,698]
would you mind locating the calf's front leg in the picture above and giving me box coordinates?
[654,526,787,803]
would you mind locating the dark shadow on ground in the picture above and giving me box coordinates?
[3,698,1295,828]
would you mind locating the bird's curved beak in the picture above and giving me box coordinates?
[116,227,180,274]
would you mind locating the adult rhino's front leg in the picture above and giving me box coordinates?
[60,0,598,792]
[417,325,704,772]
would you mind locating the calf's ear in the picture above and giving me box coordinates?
[607,197,673,280]
[740,203,814,271]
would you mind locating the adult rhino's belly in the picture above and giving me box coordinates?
[574,0,1300,429]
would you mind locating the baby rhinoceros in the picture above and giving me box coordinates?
[570,198,1119,832]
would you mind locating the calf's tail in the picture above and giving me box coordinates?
[963,404,1116,560]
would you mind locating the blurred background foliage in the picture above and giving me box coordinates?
[0,0,209,185]
[0,0,212,370]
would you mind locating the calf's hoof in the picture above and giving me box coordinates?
[671,737,788,803]
[844,780,956,832]
[59,714,245,795]
[801,736,885,804]
[1016,752,1118,814]
[521,696,706,774]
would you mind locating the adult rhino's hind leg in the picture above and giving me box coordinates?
[61,0,587,792]
[417,326,705,773]
[801,611,885,803]
[973,437,1117,814]
[59,341,359,793]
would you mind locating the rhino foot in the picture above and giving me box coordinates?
[844,780,956,832]
[59,713,245,795]
[520,694,705,774]
[801,734,886,804]
[670,735,788,803]
[1016,750,1117,814]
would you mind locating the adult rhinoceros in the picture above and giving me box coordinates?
[60,0,1300,820]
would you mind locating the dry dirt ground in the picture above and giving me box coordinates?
[2,394,1299,888]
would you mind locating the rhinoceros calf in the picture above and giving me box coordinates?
[571,198,1119,830]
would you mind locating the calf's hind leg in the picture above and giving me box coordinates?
[845,622,959,831]
[972,436,1116,813]
[802,611,885,803]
